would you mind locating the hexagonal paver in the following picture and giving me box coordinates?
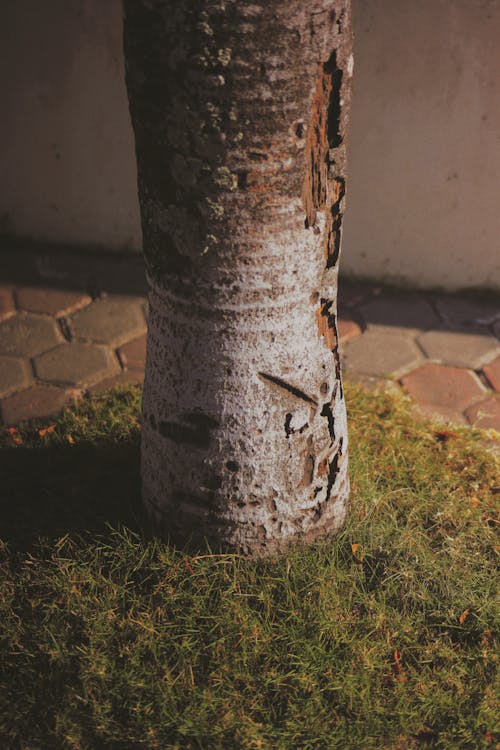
[401,364,485,414]
[34,342,120,387]
[69,296,146,346]
[337,316,362,344]
[338,281,377,310]
[432,295,500,328]
[483,357,500,392]
[494,320,500,341]
[0,384,76,425]
[88,369,144,395]
[412,402,467,425]
[0,285,16,321]
[15,286,91,317]
[0,356,33,398]
[118,334,147,372]
[342,371,399,394]
[0,313,62,357]
[341,328,423,377]
[417,327,500,369]
[359,293,439,333]
[465,396,500,431]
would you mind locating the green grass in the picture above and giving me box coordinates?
[0,383,498,750]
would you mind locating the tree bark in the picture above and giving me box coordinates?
[124,0,353,556]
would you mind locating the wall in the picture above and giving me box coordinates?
[342,0,500,290]
[0,0,141,252]
[0,0,499,289]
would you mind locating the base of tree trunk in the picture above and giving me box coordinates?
[125,0,353,556]
[140,261,350,558]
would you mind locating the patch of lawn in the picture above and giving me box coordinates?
[0,383,498,749]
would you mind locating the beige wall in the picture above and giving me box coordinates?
[0,0,499,290]
[0,0,141,252]
[342,0,500,290]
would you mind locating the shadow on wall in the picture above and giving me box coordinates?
[0,240,147,297]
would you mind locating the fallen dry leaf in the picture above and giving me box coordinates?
[7,427,22,445]
[459,608,470,625]
[393,649,409,683]
[38,424,56,437]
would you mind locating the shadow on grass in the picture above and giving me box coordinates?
[0,441,146,553]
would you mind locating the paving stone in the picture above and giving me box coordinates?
[338,281,378,310]
[118,334,147,372]
[1,243,149,297]
[341,328,423,377]
[337,316,362,344]
[482,356,500,392]
[465,396,500,431]
[0,285,16,321]
[34,342,120,387]
[0,313,62,357]
[0,384,77,425]
[359,292,439,333]
[88,369,144,395]
[15,285,91,317]
[401,363,485,413]
[0,356,33,398]
[69,296,146,346]
[343,372,399,393]
[412,402,468,426]
[417,327,500,369]
[432,294,500,328]
[87,257,148,297]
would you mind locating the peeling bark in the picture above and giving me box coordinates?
[124,0,353,556]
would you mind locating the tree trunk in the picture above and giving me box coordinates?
[124,0,353,556]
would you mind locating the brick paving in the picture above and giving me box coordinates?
[14,286,92,317]
[0,250,498,431]
[34,342,120,387]
[340,283,500,430]
[0,285,16,322]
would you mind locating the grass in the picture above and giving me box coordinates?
[0,382,498,750]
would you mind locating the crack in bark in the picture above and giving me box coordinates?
[285,412,310,438]
[316,299,337,350]
[258,372,318,405]
[301,51,343,229]
[326,205,343,268]
[158,412,219,449]
[159,421,211,448]
[325,449,340,501]
[320,401,336,442]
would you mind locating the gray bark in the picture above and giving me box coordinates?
[124,0,353,556]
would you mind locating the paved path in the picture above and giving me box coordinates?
[338,282,500,429]
[0,248,499,430]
